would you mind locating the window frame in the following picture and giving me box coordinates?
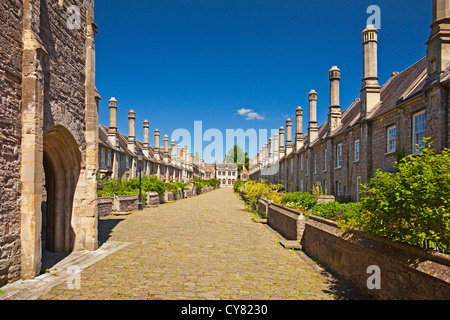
[336,181,342,197]
[354,140,360,162]
[412,110,426,154]
[336,143,342,168]
[387,125,397,154]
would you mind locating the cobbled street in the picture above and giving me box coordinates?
[35,188,358,300]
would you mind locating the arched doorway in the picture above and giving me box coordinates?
[42,126,81,253]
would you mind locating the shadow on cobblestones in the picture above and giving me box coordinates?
[98,218,124,246]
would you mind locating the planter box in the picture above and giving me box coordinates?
[302,214,450,300]
[98,197,113,218]
[164,191,174,202]
[113,195,139,212]
[146,191,160,206]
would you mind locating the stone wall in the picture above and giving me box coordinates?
[98,197,113,219]
[146,192,160,206]
[0,0,23,287]
[267,203,301,240]
[113,195,139,212]
[303,215,450,299]
[258,198,450,299]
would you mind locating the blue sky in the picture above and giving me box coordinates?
[95,0,431,162]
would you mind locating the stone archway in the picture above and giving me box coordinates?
[42,126,81,253]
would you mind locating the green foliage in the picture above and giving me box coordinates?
[280,192,318,211]
[233,179,245,193]
[141,176,166,195]
[240,180,275,211]
[311,202,362,225]
[166,181,189,198]
[353,141,450,253]
[225,145,249,175]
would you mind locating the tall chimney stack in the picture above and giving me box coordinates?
[308,90,319,144]
[154,129,160,160]
[143,120,149,157]
[426,0,450,78]
[177,144,181,166]
[285,119,293,155]
[268,138,273,165]
[279,126,285,159]
[295,106,304,151]
[361,25,381,116]
[328,66,342,133]
[163,135,169,162]
[108,98,118,146]
[128,109,136,153]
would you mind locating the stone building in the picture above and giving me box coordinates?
[98,97,200,183]
[215,163,238,187]
[0,0,99,285]
[250,1,450,201]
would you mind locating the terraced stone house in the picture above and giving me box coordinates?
[250,0,450,201]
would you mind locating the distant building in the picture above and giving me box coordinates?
[215,163,238,187]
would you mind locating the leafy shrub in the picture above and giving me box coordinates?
[280,192,317,211]
[354,141,450,253]
[141,176,166,195]
[240,180,275,211]
[233,179,245,193]
[311,202,362,224]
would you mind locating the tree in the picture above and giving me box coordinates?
[225,145,249,174]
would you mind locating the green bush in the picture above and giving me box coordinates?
[166,181,189,199]
[233,179,245,193]
[280,192,318,211]
[141,176,166,195]
[354,141,450,253]
[240,180,274,211]
[97,177,148,204]
[311,202,362,223]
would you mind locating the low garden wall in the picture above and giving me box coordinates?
[266,202,305,241]
[114,195,139,212]
[98,197,113,218]
[304,215,450,300]
[256,197,450,300]
[146,192,160,206]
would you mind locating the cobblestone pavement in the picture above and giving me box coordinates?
[37,188,360,300]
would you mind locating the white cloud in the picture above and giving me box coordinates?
[237,108,252,116]
[236,108,265,121]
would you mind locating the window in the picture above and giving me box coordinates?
[300,180,304,193]
[324,180,328,195]
[356,176,362,201]
[336,143,342,168]
[323,150,327,171]
[354,140,360,162]
[413,111,426,154]
[313,156,317,174]
[290,159,294,174]
[300,155,304,171]
[387,125,396,153]
[101,148,106,165]
[126,156,130,169]
[306,156,309,175]
[336,181,342,197]
[107,150,112,167]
